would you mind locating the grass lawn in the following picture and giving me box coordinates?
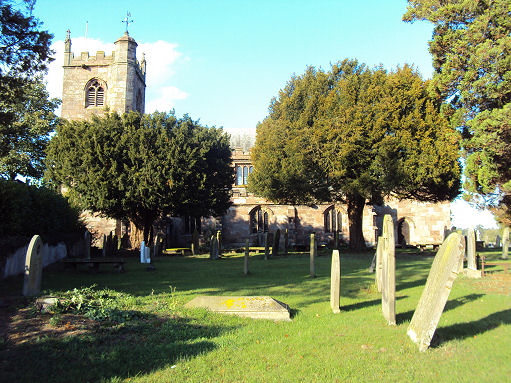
[0,248,510,382]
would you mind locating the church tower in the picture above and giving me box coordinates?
[61,30,146,121]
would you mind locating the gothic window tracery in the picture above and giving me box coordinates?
[85,79,106,107]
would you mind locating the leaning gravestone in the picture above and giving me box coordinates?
[502,227,509,260]
[382,215,396,325]
[84,230,92,260]
[23,235,43,296]
[310,233,316,278]
[330,249,341,313]
[407,232,465,352]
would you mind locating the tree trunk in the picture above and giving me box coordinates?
[347,194,366,249]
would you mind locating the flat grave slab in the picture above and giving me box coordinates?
[184,296,291,321]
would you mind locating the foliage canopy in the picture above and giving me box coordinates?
[250,60,461,248]
[46,112,233,243]
[0,0,57,180]
[404,0,511,222]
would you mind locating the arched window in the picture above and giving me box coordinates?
[249,166,254,174]
[243,166,248,185]
[236,166,243,185]
[85,79,106,107]
[324,206,338,233]
[250,206,269,233]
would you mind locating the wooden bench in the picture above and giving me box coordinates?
[164,248,192,256]
[62,257,126,272]
[481,257,511,277]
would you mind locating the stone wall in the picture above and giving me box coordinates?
[2,242,68,279]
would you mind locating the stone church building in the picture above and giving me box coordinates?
[61,31,451,249]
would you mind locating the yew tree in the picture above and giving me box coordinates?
[250,60,461,248]
[46,111,233,243]
[404,0,511,221]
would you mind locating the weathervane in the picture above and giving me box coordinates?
[122,11,133,34]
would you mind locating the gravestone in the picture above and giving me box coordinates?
[272,229,281,257]
[502,227,509,260]
[264,233,270,260]
[330,249,341,313]
[381,215,396,325]
[310,233,316,278]
[464,228,481,278]
[84,230,91,260]
[154,233,164,258]
[284,228,289,255]
[185,296,291,321]
[191,228,200,255]
[244,239,249,275]
[407,232,465,352]
[140,241,151,263]
[466,229,476,269]
[375,236,383,292]
[216,230,222,256]
[102,234,107,257]
[495,235,501,248]
[23,235,43,296]
[210,236,219,260]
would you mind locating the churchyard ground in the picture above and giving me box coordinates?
[0,248,509,382]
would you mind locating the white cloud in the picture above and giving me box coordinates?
[45,37,187,114]
[451,199,498,229]
[146,86,189,113]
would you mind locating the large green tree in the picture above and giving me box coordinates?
[46,111,233,243]
[403,0,511,221]
[250,61,461,248]
[0,79,60,180]
[0,0,56,180]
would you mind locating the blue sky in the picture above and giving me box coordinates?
[32,0,498,228]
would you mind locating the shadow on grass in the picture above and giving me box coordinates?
[0,312,237,383]
[432,308,511,348]
[341,295,407,312]
[396,294,485,325]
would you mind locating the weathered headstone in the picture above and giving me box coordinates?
[466,229,476,269]
[495,234,501,248]
[310,233,316,278]
[140,241,150,263]
[210,236,219,260]
[84,230,91,260]
[191,228,200,255]
[102,234,107,257]
[407,232,465,352]
[154,233,164,258]
[375,236,383,292]
[284,228,289,255]
[23,235,43,296]
[381,215,396,325]
[272,229,281,257]
[185,296,291,321]
[264,232,270,260]
[216,230,222,256]
[244,239,249,275]
[330,249,341,314]
[502,227,509,260]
